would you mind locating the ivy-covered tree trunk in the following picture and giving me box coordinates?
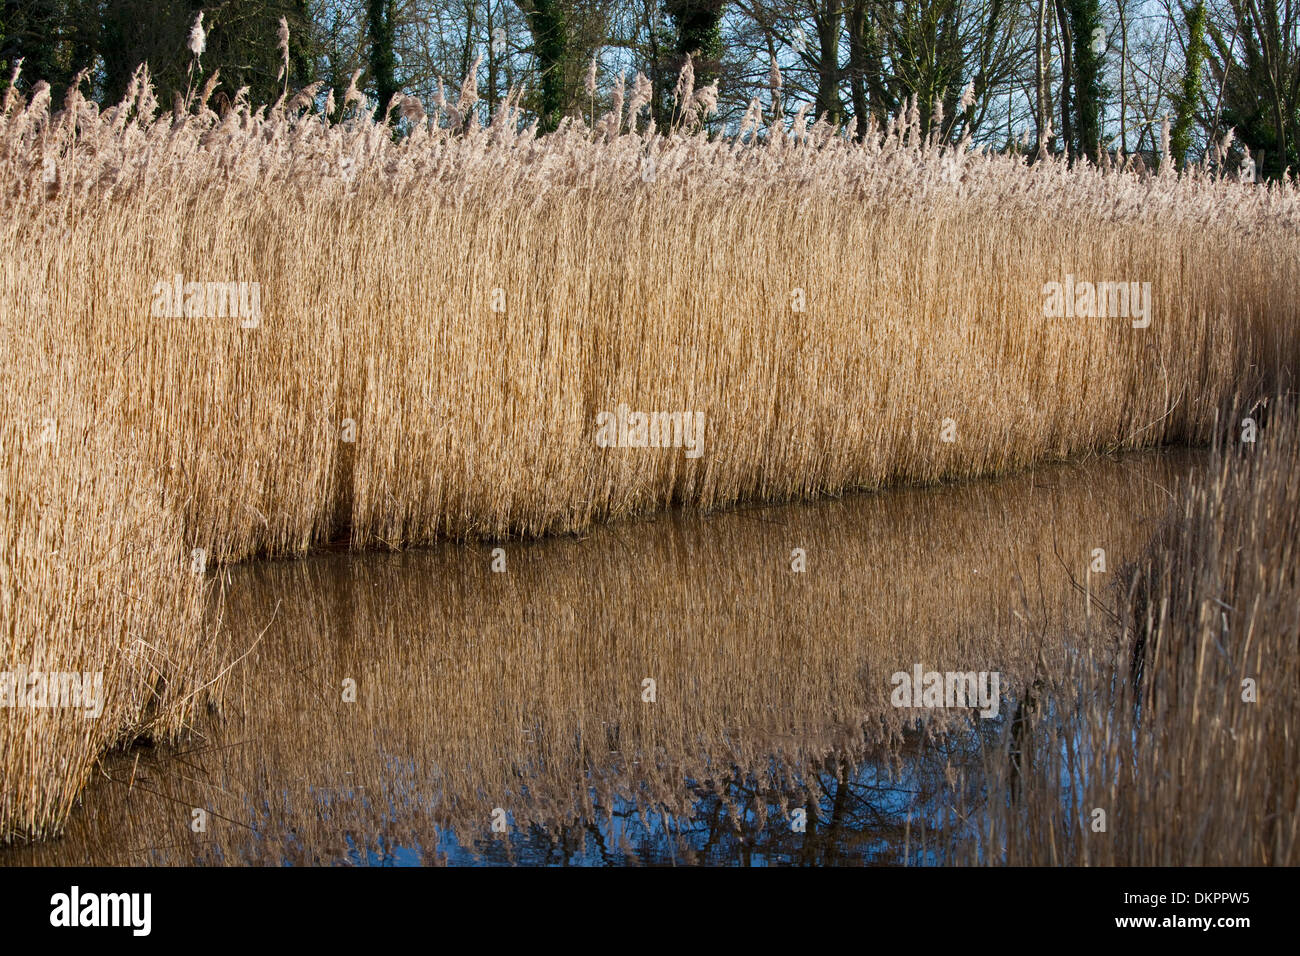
[1170,1,1206,169]
[367,0,398,115]
[288,0,315,91]
[666,0,724,89]
[524,0,570,133]
[1066,0,1103,160]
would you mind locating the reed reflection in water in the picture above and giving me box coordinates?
[3,449,1201,866]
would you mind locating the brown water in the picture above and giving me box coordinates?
[2,449,1203,866]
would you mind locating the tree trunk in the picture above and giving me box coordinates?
[1036,0,1048,153]
[1054,0,1073,157]
[1067,0,1103,161]
[846,0,869,138]
[366,0,399,115]
[812,0,842,124]
[524,0,571,133]
[1119,0,1128,154]
[667,0,725,89]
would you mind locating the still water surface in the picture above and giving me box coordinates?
[3,449,1202,865]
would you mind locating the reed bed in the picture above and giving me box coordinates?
[2,60,1298,844]
[4,68,1300,554]
[0,342,215,840]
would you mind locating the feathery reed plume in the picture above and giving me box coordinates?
[276,17,290,91]
[342,68,364,115]
[457,54,482,124]
[686,80,718,125]
[287,82,322,115]
[398,93,425,126]
[672,54,695,120]
[195,69,222,121]
[738,96,763,142]
[958,81,975,113]
[600,71,625,139]
[187,12,206,65]
[627,71,651,132]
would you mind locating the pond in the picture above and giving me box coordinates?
[2,448,1203,866]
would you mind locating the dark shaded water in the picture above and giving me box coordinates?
[2,449,1202,865]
